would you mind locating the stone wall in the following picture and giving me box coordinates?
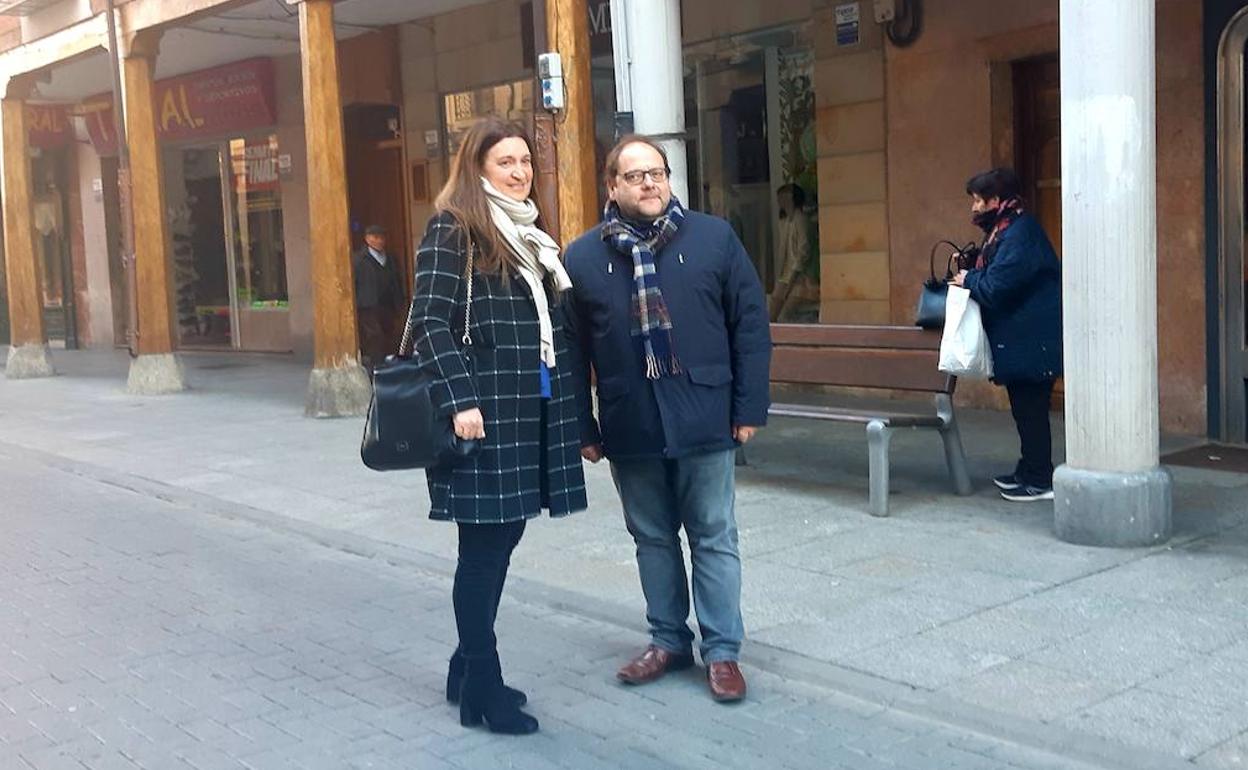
[812,0,890,324]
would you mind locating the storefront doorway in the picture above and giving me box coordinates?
[163,134,290,352]
[1218,8,1248,443]
[31,145,78,348]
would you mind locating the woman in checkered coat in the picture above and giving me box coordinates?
[407,117,586,736]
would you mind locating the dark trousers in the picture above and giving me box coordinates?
[1006,379,1055,487]
[452,521,526,661]
[357,306,398,369]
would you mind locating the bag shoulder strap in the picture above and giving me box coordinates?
[398,235,475,357]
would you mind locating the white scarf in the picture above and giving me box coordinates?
[481,178,572,369]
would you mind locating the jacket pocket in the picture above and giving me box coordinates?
[686,364,733,388]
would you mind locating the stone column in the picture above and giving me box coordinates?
[1,92,55,378]
[296,0,369,417]
[1055,0,1171,546]
[122,34,187,394]
[614,0,688,204]
[546,0,598,245]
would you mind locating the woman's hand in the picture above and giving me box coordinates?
[950,269,968,288]
[453,408,486,440]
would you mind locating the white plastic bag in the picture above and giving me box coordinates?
[938,285,994,379]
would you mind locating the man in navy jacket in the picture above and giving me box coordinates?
[562,136,771,702]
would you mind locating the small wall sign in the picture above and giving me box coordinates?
[835,2,861,47]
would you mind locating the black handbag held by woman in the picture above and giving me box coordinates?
[914,240,973,330]
[361,239,482,471]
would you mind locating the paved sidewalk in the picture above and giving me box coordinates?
[2,445,1115,770]
[2,348,1248,767]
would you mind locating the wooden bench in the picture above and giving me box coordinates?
[765,324,973,517]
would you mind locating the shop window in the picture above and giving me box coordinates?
[442,80,534,157]
[229,135,288,308]
[685,25,819,324]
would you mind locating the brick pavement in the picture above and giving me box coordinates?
[0,444,1130,770]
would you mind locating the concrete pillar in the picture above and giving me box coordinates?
[1055,0,1171,547]
[296,0,370,417]
[1,93,54,378]
[613,0,688,204]
[546,0,598,245]
[122,35,187,394]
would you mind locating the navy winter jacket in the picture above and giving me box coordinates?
[561,211,772,459]
[962,212,1063,384]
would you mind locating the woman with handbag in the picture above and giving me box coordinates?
[951,168,1062,503]
[407,116,587,734]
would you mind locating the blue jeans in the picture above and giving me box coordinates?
[610,449,743,663]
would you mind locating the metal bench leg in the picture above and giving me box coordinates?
[866,419,891,517]
[935,394,973,496]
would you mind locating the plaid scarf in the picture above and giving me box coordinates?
[977,196,1024,269]
[601,198,686,379]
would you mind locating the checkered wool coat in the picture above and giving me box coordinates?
[407,210,588,524]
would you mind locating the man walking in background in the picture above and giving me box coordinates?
[352,224,404,369]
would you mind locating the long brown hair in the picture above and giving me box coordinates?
[435,116,545,275]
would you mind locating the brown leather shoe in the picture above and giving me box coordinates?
[616,645,695,685]
[706,661,746,702]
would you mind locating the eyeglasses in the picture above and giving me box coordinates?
[618,167,670,186]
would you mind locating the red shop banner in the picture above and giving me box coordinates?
[27,104,72,150]
[83,57,277,154]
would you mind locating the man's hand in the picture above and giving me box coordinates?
[950,269,968,288]
[734,426,759,444]
[581,444,604,463]
[453,408,486,440]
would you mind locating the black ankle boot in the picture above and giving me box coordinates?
[446,649,527,707]
[458,654,538,735]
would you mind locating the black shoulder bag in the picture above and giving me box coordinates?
[360,240,482,471]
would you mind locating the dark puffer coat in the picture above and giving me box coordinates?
[963,212,1063,384]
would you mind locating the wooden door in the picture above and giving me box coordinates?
[1014,54,1064,404]
[344,104,411,301]
[1014,55,1062,258]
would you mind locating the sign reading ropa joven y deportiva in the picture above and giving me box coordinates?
[80,58,277,154]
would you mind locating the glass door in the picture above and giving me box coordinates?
[226,135,290,352]
[689,49,773,286]
[685,25,819,324]
[163,135,291,352]
[165,144,235,349]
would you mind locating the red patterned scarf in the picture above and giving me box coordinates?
[976,196,1025,268]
